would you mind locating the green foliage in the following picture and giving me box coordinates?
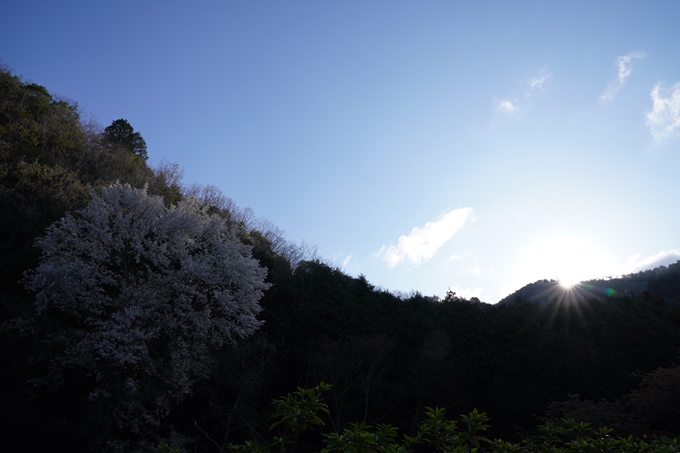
[0,69,83,164]
[456,409,491,449]
[231,384,680,453]
[270,382,332,435]
[0,159,89,288]
[323,422,401,453]
[103,118,148,161]
[231,384,494,453]
[536,420,566,450]
[543,362,680,437]
[630,363,680,433]
[413,407,458,449]
[154,443,185,453]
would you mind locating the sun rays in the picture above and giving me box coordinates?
[516,236,617,294]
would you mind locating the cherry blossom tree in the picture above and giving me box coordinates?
[24,183,270,447]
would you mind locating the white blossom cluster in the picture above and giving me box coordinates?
[25,183,270,435]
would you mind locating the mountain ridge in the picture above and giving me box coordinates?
[498,260,680,305]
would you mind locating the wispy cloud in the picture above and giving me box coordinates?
[495,68,550,114]
[601,51,646,100]
[342,254,352,268]
[646,82,680,141]
[496,99,518,113]
[448,248,482,275]
[527,69,551,93]
[627,249,680,273]
[463,266,482,276]
[378,208,474,268]
[449,248,474,262]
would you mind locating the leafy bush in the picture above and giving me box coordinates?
[223,383,680,453]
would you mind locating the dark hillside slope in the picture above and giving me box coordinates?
[498,260,680,306]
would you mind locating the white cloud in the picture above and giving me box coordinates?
[378,208,474,268]
[617,52,645,82]
[646,82,680,141]
[528,70,551,92]
[601,51,646,100]
[496,99,517,113]
[495,68,550,114]
[626,249,680,273]
[448,248,474,262]
[342,254,352,268]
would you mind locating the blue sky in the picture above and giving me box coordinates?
[3,1,680,302]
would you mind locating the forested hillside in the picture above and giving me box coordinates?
[2,67,680,452]
[499,262,680,306]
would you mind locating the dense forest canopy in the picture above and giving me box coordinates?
[2,67,680,452]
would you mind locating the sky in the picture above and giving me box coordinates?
[2,1,680,302]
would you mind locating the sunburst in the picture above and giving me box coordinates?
[517,236,615,291]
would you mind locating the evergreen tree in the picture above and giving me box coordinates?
[103,118,148,161]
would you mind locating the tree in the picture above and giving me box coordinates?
[23,183,270,449]
[103,118,148,161]
[0,66,87,167]
[630,362,680,433]
[0,160,89,288]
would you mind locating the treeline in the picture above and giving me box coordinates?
[2,66,680,451]
[499,263,680,306]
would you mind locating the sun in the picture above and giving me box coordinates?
[558,277,578,289]
[517,236,615,288]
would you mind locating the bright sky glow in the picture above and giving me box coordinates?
[2,1,679,302]
[517,237,618,289]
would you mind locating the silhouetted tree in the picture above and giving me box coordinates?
[103,118,148,161]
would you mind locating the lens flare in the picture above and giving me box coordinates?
[516,236,616,289]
